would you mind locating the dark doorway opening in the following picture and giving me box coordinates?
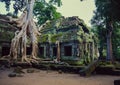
[27,47,32,55]
[39,47,44,56]
[53,47,57,56]
[2,46,10,56]
[64,46,72,56]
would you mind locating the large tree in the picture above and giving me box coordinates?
[112,24,120,60]
[0,0,62,63]
[91,0,120,62]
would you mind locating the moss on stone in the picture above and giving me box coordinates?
[51,33,63,43]
[38,34,49,43]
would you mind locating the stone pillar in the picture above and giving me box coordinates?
[88,43,91,61]
[94,44,99,59]
[0,46,1,57]
[61,43,64,56]
[84,42,89,63]
[80,42,84,59]
[49,44,52,58]
[74,43,78,57]
[46,44,49,58]
[44,45,46,58]
[56,41,60,62]
[91,41,95,60]
[76,44,80,57]
[72,44,74,57]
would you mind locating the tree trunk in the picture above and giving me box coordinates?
[8,0,40,63]
[99,42,103,60]
[91,42,95,61]
[56,41,60,62]
[106,21,113,63]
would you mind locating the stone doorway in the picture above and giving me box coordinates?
[39,47,44,57]
[64,46,72,56]
[2,46,10,56]
[53,47,57,57]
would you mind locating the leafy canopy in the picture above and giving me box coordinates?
[0,0,62,25]
[33,1,61,25]
[0,0,62,15]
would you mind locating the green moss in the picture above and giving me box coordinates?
[80,60,99,76]
[0,24,8,28]
[59,32,77,42]
[99,61,116,68]
[38,34,48,43]
[61,58,84,66]
[0,32,14,41]
[58,24,78,29]
[114,62,120,69]
[51,33,62,43]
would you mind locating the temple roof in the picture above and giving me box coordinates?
[0,14,17,41]
[0,14,17,32]
[39,16,96,43]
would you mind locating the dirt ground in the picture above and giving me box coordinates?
[0,68,120,85]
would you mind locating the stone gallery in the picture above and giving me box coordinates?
[0,15,99,63]
[38,16,99,62]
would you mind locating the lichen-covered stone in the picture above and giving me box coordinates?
[38,16,99,63]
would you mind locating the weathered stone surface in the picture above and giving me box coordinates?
[114,80,120,85]
[8,73,16,77]
[13,66,25,74]
[16,74,24,77]
[38,16,99,63]
[27,68,35,73]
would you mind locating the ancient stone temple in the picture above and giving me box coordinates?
[0,15,99,63]
[0,15,16,57]
[0,14,32,57]
[39,16,99,62]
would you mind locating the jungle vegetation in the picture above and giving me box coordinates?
[0,0,120,63]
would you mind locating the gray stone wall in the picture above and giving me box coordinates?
[0,46,1,57]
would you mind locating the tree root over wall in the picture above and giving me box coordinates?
[1,0,41,64]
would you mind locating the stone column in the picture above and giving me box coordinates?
[91,41,95,60]
[72,44,74,57]
[44,45,46,58]
[0,46,1,57]
[49,44,52,58]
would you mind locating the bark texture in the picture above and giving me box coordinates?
[106,21,113,63]
[56,41,60,62]
[9,0,40,63]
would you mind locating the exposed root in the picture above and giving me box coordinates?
[5,0,41,63]
[1,0,48,64]
[21,56,30,63]
[29,58,39,64]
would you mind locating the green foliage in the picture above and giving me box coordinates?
[0,23,10,28]
[39,16,96,43]
[0,0,62,15]
[0,31,14,41]
[91,0,120,61]
[92,0,120,24]
[49,0,62,7]
[0,0,62,25]
[6,12,18,18]
[77,26,84,35]
[112,24,120,60]
[59,23,78,29]
[51,33,62,42]
[33,1,62,25]
[38,34,48,43]
[91,25,106,57]
[40,22,53,32]
[62,60,84,66]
